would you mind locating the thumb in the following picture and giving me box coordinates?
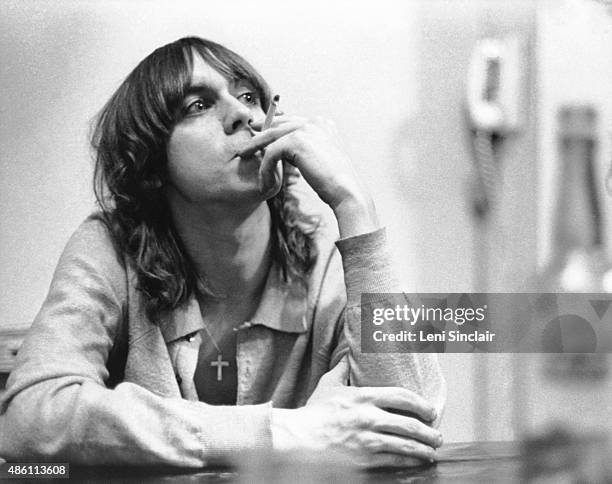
[258,145,284,198]
[315,356,350,390]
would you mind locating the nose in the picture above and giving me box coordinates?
[223,96,253,134]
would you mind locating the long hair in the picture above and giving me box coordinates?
[92,37,318,321]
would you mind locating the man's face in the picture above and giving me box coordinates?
[165,52,271,206]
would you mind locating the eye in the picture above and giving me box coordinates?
[237,91,260,107]
[184,98,211,116]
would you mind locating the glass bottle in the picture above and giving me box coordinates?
[520,105,612,482]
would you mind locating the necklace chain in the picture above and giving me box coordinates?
[200,322,222,354]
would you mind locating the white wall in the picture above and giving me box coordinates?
[0,0,423,327]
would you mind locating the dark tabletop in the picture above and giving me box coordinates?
[9,437,610,483]
[17,441,522,484]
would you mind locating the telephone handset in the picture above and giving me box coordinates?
[465,36,525,218]
[466,36,524,133]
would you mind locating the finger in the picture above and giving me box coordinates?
[239,123,302,157]
[360,431,437,462]
[371,408,443,448]
[283,162,301,186]
[283,162,300,175]
[259,136,295,185]
[361,387,437,423]
[241,122,305,158]
[315,356,349,388]
[257,153,283,197]
[250,113,307,131]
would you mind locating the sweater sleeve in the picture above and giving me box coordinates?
[0,218,272,466]
[333,228,447,425]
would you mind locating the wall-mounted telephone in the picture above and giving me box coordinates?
[467,36,524,134]
[465,36,525,219]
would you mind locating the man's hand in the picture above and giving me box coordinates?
[271,383,442,468]
[239,115,379,238]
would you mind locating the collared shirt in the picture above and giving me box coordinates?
[0,216,445,466]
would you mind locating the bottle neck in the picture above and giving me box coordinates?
[545,106,608,292]
[551,106,602,259]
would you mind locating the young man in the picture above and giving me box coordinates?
[0,37,445,468]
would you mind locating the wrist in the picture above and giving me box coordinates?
[271,408,297,452]
[332,193,380,239]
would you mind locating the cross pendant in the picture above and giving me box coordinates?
[210,353,229,381]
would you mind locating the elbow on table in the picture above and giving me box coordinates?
[0,379,93,462]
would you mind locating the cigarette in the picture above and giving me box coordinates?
[263,94,280,130]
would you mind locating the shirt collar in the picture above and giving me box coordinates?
[158,296,204,343]
[249,264,309,334]
[159,260,309,343]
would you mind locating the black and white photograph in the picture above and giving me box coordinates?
[1,0,612,482]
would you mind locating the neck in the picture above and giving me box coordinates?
[168,195,273,301]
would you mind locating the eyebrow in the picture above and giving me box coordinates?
[183,76,254,96]
[183,82,217,98]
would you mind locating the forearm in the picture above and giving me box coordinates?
[0,377,272,465]
[335,229,447,422]
[332,193,380,239]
